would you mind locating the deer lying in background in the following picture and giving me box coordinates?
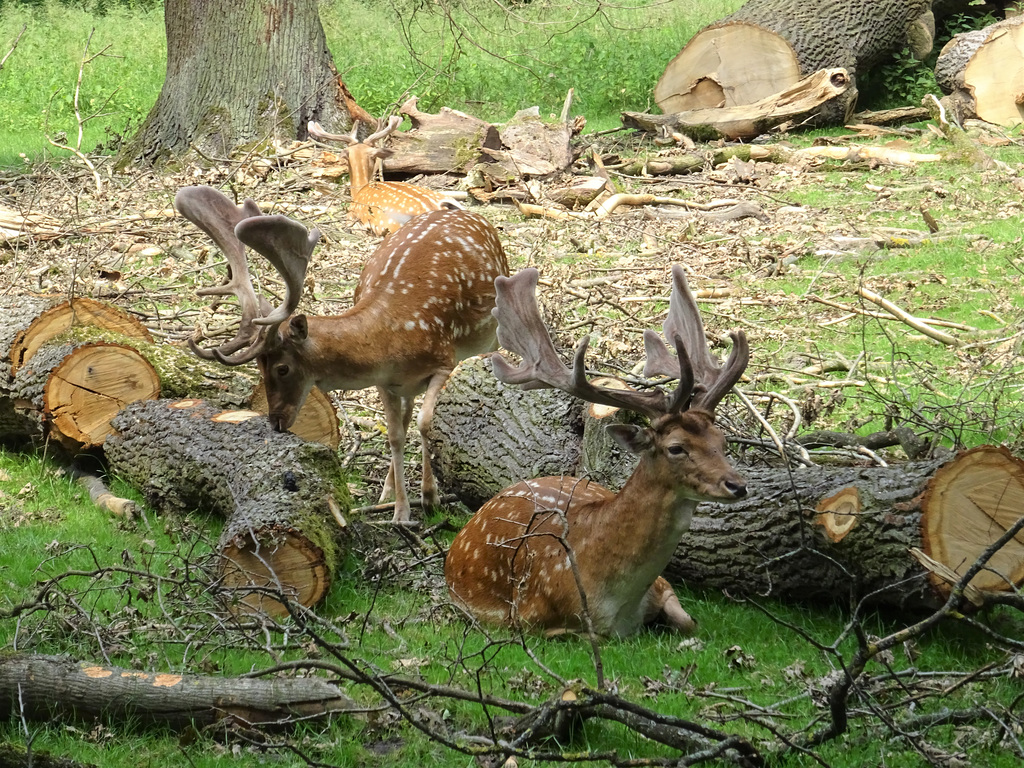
[444,266,749,637]
[175,185,509,523]
[307,117,460,236]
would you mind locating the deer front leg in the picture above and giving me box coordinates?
[379,388,414,523]
[416,371,451,511]
[644,576,697,634]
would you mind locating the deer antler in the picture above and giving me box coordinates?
[307,115,401,147]
[642,265,749,412]
[491,268,687,420]
[176,186,321,366]
[174,186,268,360]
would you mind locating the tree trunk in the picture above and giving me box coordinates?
[935,15,1024,126]
[104,399,349,616]
[118,0,351,166]
[654,0,934,116]
[0,653,358,729]
[424,354,584,512]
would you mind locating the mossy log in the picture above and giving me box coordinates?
[383,96,502,175]
[935,15,1024,126]
[427,359,1024,609]
[655,0,934,118]
[105,399,349,616]
[0,653,358,730]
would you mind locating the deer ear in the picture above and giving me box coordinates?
[606,424,653,455]
[287,314,309,341]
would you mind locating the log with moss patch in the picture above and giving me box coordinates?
[104,399,350,616]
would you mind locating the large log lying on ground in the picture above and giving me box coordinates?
[427,361,1024,610]
[627,68,854,141]
[655,0,934,118]
[0,653,358,729]
[105,399,349,616]
[935,15,1024,126]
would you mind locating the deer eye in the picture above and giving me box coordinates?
[276,364,290,378]
[667,444,688,456]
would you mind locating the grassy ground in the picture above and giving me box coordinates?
[2,1,1024,767]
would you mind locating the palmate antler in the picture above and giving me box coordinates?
[174,186,321,365]
[490,266,748,419]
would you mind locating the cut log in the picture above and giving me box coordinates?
[250,382,340,449]
[384,96,502,175]
[629,68,855,141]
[0,653,358,729]
[424,354,584,512]
[935,15,1024,126]
[104,399,349,616]
[655,0,934,116]
[7,339,160,450]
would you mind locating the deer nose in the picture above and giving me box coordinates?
[724,480,747,499]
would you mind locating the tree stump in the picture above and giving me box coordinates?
[935,15,1024,126]
[105,399,349,616]
[655,0,934,116]
[7,339,160,450]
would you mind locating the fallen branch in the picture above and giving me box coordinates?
[856,287,961,346]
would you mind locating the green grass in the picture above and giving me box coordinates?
[0,0,745,167]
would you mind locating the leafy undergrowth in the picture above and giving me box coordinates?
[2,119,1024,766]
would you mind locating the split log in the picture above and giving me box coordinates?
[427,359,1024,609]
[629,68,855,141]
[104,399,349,616]
[0,653,358,729]
[384,96,502,175]
[482,106,574,176]
[935,15,1024,126]
[7,339,160,450]
[655,0,934,117]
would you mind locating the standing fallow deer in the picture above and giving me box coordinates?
[174,185,509,523]
[307,117,460,237]
[444,266,749,637]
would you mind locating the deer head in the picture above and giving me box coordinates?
[445,266,749,637]
[307,117,460,236]
[176,185,509,523]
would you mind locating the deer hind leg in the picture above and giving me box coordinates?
[415,371,451,511]
[378,387,414,523]
[644,576,697,634]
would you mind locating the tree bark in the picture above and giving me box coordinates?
[654,0,934,117]
[105,399,349,616]
[0,653,358,729]
[118,0,351,166]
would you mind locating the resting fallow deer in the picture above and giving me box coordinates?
[307,117,460,236]
[444,266,749,638]
[174,185,509,523]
